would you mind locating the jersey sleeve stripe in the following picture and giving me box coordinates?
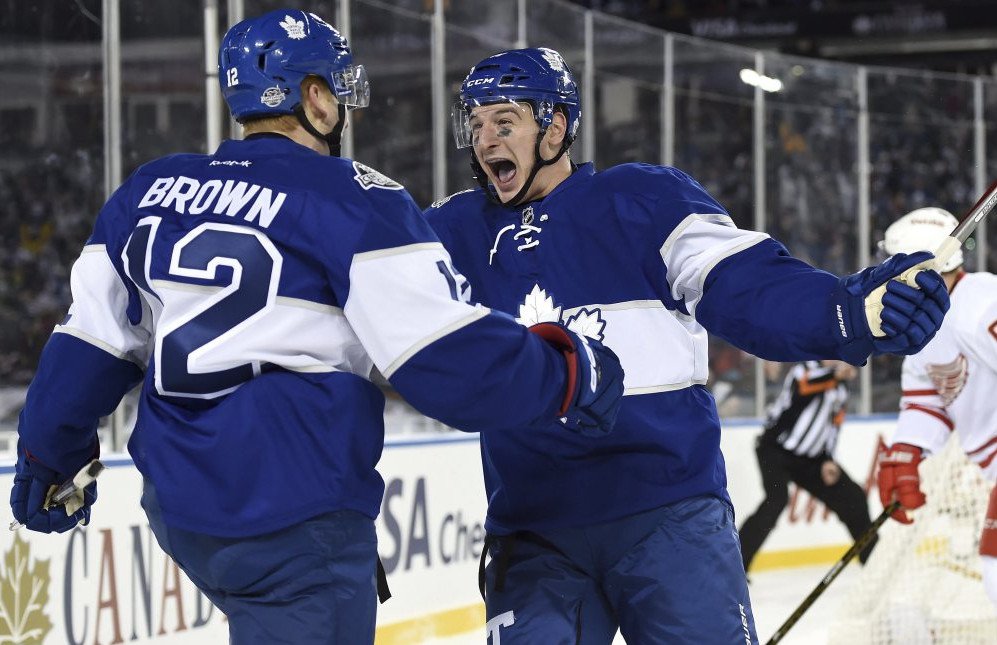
[902,403,954,430]
[902,388,939,396]
[968,435,997,458]
[53,326,146,367]
[351,241,445,264]
[381,308,490,379]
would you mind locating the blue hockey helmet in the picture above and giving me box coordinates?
[218,9,369,122]
[453,47,581,149]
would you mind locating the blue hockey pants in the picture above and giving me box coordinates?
[481,494,757,644]
[141,480,378,644]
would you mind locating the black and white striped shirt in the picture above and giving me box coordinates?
[761,361,848,458]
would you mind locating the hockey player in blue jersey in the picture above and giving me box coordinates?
[8,14,625,645]
[425,47,951,644]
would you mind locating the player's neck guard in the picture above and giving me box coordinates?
[294,104,347,156]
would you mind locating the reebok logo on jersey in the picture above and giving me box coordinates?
[209,160,252,167]
[352,161,403,191]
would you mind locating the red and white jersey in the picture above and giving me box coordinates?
[894,272,997,483]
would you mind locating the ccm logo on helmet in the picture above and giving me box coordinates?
[466,77,494,87]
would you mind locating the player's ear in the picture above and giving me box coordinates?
[302,77,336,123]
[543,110,567,153]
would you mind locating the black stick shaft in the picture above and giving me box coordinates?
[764,501,900,645]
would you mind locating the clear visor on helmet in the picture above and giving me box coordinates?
[332,64,370,110]
[451,98,532,149]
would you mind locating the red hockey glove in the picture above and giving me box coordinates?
[528,322,624,437]
[877,443,925,524]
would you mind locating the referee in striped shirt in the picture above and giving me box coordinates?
[738,360,876,574]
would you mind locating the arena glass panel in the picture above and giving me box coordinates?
[350,1,434,208]
[243,0,337,18]
[867,69,976,413]
[591,13,663,171]
[525,0,587,164]
[442,23,516,199]
[443,0,518,45]
[762,53,861,410]
[121,2,206,175]
[985,78,997,273]
[671,34,758,419]
[0,1,104,434]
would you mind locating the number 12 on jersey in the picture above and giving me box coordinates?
[124,216,282,399]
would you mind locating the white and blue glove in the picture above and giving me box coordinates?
[832,251,950,365]
[10,441,96,533]
[528,322,625,437]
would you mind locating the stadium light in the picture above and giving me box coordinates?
[739,68,784,92]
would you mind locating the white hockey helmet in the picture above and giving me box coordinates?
[880,207,963,273]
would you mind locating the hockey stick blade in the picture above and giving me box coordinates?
[764,501,901,645]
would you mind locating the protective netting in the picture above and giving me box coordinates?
[829,437,997,644]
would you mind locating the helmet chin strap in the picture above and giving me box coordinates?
[294,104,347,156]
[471,131,570,207]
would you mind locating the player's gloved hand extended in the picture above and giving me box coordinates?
[877,443,925,524]
[831,252,950,365]
[528,322,625,437]
[10,444,96,533]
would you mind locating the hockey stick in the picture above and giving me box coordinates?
[868,179,997,336]
[764,500,900,645]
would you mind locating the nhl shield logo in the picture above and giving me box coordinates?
[522,206,534,225]
[260,86,285,108]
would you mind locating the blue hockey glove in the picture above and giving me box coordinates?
[10,442,96,533]
[831,251,950,365]
[528,322,625,437]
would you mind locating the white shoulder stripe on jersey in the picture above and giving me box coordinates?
[346,243,491,378]
[352,242,445,264]
[381,309,490,379]
[53,326,146,368]
[659,213,735,259]
[64,245,153,365]
[658,213,768,316]
[276,296,342,315]
[696,234,770,295]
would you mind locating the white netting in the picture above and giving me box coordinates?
[829,436,997,644]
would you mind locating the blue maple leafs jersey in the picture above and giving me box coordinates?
[18,134,570,537]
[425,162,847,533]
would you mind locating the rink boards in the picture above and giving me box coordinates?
[0,417,894,644]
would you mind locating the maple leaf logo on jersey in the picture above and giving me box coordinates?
[279,15,307,39]
[516,285,606,341]
[517,285,561,326]
[565,308,606,341]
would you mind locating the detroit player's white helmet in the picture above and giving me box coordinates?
[880,207,963,272]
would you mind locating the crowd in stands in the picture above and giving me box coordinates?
[0,150,102,386]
